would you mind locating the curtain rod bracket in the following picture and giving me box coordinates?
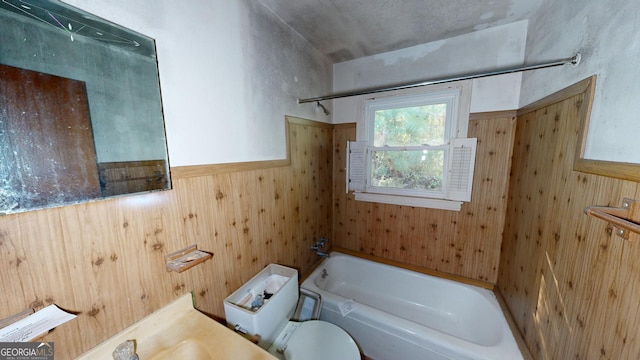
[571,53,582,67]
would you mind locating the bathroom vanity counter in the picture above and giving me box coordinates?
[78,293,276,360]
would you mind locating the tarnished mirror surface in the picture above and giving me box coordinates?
[0,0,171,215]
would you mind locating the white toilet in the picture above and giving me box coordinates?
[224,264,360,360]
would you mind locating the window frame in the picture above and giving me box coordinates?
[363,89,461,199]
[350,81,475,211]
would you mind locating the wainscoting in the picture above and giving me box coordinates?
[0,116,333,359]
[5,94,634,359]
[332,113,516,285]
[498,77,640,359]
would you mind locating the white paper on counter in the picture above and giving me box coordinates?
[338,299,357,317]
[0,305,77,342]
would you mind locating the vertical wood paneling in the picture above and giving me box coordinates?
[0,118,332,359]
[333,114,516,284]
[499,88,640,359]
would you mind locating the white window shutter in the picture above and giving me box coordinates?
[346,141,367,192]
[447,138,477,202]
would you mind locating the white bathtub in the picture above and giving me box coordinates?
[301,252,524,360]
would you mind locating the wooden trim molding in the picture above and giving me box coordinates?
[573,159,640,183]
[333,122,356,129]
[334,247,495,290]
[170,116,332,179]
[516,76,595,117]
[170,159,290,179]
[516,75,640,182]
[494,289,535,360]
[469,110,517,121]
[569,76,640,182]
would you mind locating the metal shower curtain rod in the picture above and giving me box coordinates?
[298,53,581,104]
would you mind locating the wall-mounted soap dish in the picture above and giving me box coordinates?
[165,244,212,273]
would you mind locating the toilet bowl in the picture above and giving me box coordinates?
[223,264,360,360]
[267,320,360,360]
[279,321,360,360]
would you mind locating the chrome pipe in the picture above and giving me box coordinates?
[298,53,581,104]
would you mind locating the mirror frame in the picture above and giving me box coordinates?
[0,0,171,215]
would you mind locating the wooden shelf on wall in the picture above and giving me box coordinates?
[584,198,640,240]
[164,245,212,273]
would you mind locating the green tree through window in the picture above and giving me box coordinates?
[371,104,447,191]
[373,104,446,146]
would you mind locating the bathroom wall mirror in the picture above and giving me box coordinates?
[0,0,171,215]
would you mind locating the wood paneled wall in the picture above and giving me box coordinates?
[498,81,640,359]
[0,117,332,359]
[332,113,516,284]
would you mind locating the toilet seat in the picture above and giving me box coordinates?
[283,321,360,360]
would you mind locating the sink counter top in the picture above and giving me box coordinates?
[77,293,277,360]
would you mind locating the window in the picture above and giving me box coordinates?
[347,83,477,211]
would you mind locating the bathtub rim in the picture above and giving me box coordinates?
[302,249,533,360]
[307,247,495,290]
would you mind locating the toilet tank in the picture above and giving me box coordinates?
[224,264,298,348]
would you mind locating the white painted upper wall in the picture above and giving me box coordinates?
[331,20,528,124]
[520,0,640,163]
[64,0,332,166]
[60,0,634,165]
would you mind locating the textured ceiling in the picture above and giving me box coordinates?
[259,0,543,63]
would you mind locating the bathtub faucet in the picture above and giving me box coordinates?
[311,237,328,250]
[311,237,330,257]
